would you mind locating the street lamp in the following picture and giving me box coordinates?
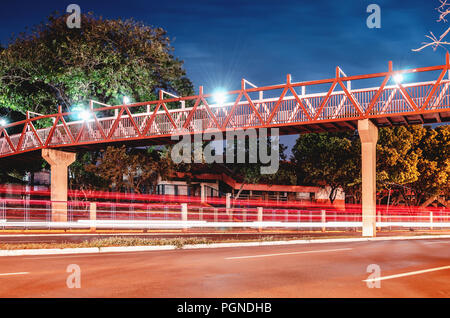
[0,119,7,127]
[78,109,92,121]
[213,90,227,105]
[393,73,404,84]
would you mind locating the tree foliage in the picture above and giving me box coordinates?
[409,125,449,205]
[0,12,193,115]
[225,137,292,184]
[292,125,449,206]
[0,12,193,186]
[85,145,174,194]
[292,132,360,203]
[377,125,422,187]
[68,151,108,194]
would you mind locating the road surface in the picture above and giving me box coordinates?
[0,238,449,297]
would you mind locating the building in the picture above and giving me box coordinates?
[158,165,345,208]
[23,166,346,208]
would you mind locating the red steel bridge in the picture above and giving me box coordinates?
[0,56,450,161]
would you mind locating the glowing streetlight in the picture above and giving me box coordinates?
[0,119,7,126]
[213,90,227,105]
[78,109,92,121]
[393,73,404,84]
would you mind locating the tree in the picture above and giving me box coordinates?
[258,144,297,186]
[223,134,292,198]
[376,125,422,204]
[292,132,360,203]
[85,145,174,195]
[377,125,449,206]
[413,0,450,51]
[292,125,448,207]
[0,12,193,188]
[68,151,109,197]
[0,12,193,115]
[409,125,449,206]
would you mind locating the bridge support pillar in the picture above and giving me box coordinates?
[42,149,76,222]
[358,119,378,237]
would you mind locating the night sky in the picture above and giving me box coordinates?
[0,0,448,154]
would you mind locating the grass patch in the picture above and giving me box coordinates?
[86,236,213,249]
[0,234,347,250]
[0,237,213,250]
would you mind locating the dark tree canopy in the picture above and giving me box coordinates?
[292,125,449,206]
[292,131,360,203]
[84,145,174,195]
[0,12,193,115]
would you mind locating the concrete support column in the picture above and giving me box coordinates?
[358,119,378,237]
[42,149,76,222]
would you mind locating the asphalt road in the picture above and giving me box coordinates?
[0,238,449,297]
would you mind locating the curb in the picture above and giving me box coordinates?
[1,234,450,257]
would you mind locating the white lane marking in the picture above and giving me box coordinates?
[363,265,450,282]
[225,248,353,260]
[0,272,29,277]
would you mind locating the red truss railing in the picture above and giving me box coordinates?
[1,55,450,159]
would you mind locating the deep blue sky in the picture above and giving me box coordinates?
[0,0,448,154]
